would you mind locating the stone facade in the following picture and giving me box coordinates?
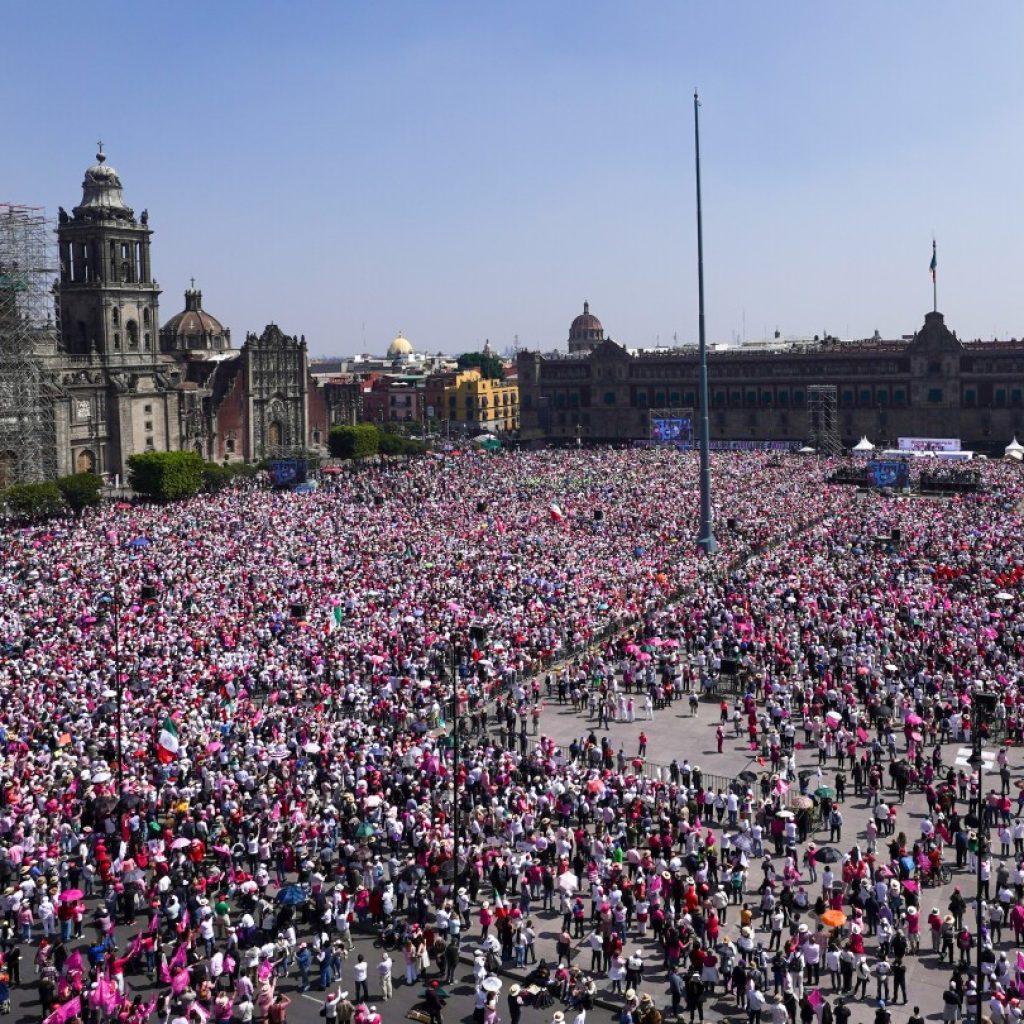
[35,150,336,480]
[517,307,1024,454]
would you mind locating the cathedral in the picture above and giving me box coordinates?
[36,148,348,482]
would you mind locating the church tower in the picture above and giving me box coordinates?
[54,147,180,479]
[57,146,160,358]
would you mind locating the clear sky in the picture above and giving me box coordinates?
[4,2,1022,357]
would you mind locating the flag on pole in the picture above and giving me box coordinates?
[930,239,937,282]
[156,715,179,763]
[326,603,343,634]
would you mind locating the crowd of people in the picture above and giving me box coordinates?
[0,448,1021,1024]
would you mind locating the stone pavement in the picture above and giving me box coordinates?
[468,687,1013,1024]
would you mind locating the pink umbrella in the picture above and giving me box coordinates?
[905,713,923,726]
[170,837,192,850]
[59,889,84,903]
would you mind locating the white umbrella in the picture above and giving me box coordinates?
[482,976,502,993]
[303,742,321,754]
[558,871,579,892]
[995,592,1013,601]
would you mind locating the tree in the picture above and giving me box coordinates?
[201,462,234,492]
[457,351,505,380]
[328,424,379,460]
[56,472,103,514]
[2,482,65,520]
[127,451,205,502]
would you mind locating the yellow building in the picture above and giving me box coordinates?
[440,369,519,434]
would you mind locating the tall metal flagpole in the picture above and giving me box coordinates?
[931,238,938,313]
[694,90,716,555]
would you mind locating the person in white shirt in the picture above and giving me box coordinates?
[377,953,392,1000]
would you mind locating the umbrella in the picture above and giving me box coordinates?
[365,795,382,809]
[126,537,150,549]
[482,977,502,993]
[586,779,606,796]
[996,591,1013,601]
[790,795,814,810]
[815,786,835,799]
[904,713,923,726]
[558,871,580,893]
[355,822,375,840]
[820,909,846,928]
[400,865,426,883]
[910,731,923,743]
[170,837,192,850]
[59,889,84,903]
[775,810,795,820]
[92,770,111,784]
[738,770,758,783]
[303,742,321,754]
[276,885,306,906]
[815,847,843,864]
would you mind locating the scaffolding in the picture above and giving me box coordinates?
[807,384,841,457]
[0,204,59,486]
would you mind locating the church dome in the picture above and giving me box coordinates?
[76,146,132,218]
[161,287,230,352]
[568,301,604,351]
[387,334,414,358]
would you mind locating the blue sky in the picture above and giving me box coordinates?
[4,2,1022,356]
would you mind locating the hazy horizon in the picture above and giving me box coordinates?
[5,2,1022,358]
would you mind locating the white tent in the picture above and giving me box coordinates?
[852,436,875,453]
[797,446,816,454]
[1005,437,1024,458]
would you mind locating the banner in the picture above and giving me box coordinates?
[897,437,960,453]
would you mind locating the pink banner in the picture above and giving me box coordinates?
[807,990,823,1009]
[171,969,190,995]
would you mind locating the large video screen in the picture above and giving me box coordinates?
[867,459,910,489]
[651,416,693,444]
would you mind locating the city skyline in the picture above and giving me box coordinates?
[4,2,1023,357]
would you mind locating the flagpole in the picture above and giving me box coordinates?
[694,89,716,555]
[932,238,938,313]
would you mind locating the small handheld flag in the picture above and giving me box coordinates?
[156,715,179,763]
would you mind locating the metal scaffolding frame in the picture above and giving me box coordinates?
[0,204,59,485]
[807,383,842,457]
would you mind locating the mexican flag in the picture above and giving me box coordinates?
[930,240,937,282]
[326,603,344,634]
[156,716,179,763]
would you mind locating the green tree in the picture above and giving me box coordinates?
[328,424,379,460]
[457,351,505,380]
[201,462,234,492]
[127,451,205,501]
[2,482,66,520]
[56,472,103,514]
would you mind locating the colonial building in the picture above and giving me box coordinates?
[30,148,342,479]
[517,303,1024,454]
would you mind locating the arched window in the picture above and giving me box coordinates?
[126,321,138,349]
[76,449,96,473]
[143,309,150,326]
[111,308,119,327]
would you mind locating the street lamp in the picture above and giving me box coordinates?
[971,687,999,1010]
[446,642,464,899]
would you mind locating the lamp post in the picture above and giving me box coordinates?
[693,90,716,555]
[972,687,999,1015]
[448,641,462,896]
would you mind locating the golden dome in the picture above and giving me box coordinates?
[387,334,414,358]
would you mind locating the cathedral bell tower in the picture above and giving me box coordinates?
[54,147,179,480]
[57,145,161,360]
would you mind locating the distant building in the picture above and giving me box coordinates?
[420,367,519,435]
[517,304,1024,452]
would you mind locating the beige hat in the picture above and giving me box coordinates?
[509,985,521,997]
[624,989,637,1002]
[552,1014,565,1024]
